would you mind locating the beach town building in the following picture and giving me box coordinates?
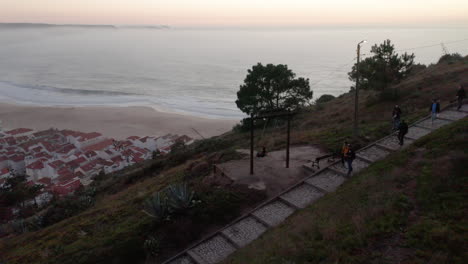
[0,126,193,197]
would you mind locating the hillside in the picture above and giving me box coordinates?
[0,58,467,264]
[224,116,467,264]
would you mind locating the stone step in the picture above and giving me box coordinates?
[221,216,268,248]
[187,235,237,264]
[437,110,467,121]
[329,158,370,177]
[251,200,295,227]
[416,117,452,130]
[405,126,432,140]
[357,145,391,162]
[457,104,468,112]
[166,255,197,264]
[376,135,414,151]
[280,183,324,209]
[305,169,347,192]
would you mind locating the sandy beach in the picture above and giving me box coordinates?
[0,102,238,140]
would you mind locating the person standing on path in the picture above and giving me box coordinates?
[429,99,440,125]
[392,105,402,130]
[456,84,466,111]
[344,144,356,177]
[397,120,408,146]
[341,140,349,168]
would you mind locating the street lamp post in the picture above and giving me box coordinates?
[354,40,366,138]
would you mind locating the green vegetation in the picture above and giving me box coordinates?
[236,63,313,116]
[315,94,335,104]
[224,118,468,264]
[349,39,415,91]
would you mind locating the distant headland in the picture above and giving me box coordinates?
[0,23,170,29]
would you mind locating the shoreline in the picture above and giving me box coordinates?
[0,102,238,140]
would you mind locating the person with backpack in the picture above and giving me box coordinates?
[429,99,440,125]
[344,144,356,177]
[392,105,402,130]
[456,84,466,111]
[397,120,408,146]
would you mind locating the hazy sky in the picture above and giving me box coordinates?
[1,0,468,27]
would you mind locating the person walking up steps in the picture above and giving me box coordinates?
[341,140,349,168]
[429,99,440,125]
[456,84,465,111]
[392,105,402,130]
[398,120,408,146]
[344,144,355,177]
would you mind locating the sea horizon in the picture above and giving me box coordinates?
[1,26,467,119]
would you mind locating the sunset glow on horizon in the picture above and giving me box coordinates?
[1,0,468,27]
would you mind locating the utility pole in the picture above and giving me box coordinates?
[354,40,366,138]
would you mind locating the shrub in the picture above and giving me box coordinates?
[143,235,161,257]
[438,53,465,64]
[167,183,195,212]
[316,94,335,104]
[142,192,169,222]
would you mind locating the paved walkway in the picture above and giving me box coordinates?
[163,104,467,264]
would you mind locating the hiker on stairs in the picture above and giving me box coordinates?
[341,140,349,168]
[429,99,440,125]
[392,105,402,131]
[398,120,408,146]
[456,84,466,111]
[344,144,356,177]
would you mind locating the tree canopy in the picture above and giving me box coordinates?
[236,63,312,116]
[348,39,415,91]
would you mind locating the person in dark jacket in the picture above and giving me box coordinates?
[398,120,408,146]
[256,146,266,157]
[429,99,440,125]
[456,84,466,111]
[344,144,356,177]
[392,105,402,130]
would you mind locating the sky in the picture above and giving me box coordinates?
[1,0,468,27]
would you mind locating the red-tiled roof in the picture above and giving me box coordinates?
[60,130,83,138]
[57,144,76,154]
[5,128,33,136]
[79,161,98,172]
[66,156,87,168]
[16,136,29,142]
[33,129,56,138]
[85,150,98,158]
[32,146,43,152]
[78,132,102,142]
[57,170,76,184]
[111,155,123,163]
[37,177,52,186]
[82,139,113,152]
[53,179,81,195]
[48,160,65,169]
[26,160,44,170]
[10,155,24,162]
[96,158,113,166]
[0,168,9,175]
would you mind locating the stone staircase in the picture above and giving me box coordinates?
[162,104,467,264]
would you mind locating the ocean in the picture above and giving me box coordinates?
[0,26,467,119]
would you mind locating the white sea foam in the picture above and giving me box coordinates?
[0,81,245,120]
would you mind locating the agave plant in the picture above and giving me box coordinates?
[166,183,195,212]
[142,192,169,221]
[143,235,161,257]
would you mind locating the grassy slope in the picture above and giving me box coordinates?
[224,117,468,264]
[0,60,466,264]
